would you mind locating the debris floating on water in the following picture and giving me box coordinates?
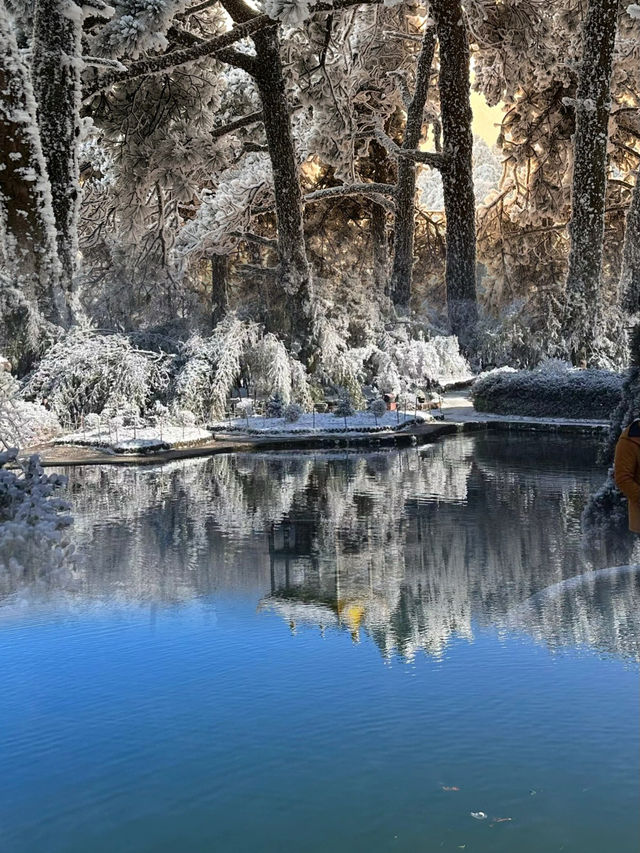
[470,811,487,820]
[441,785,460,791]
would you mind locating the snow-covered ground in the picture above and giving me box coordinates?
[209,409,434,435]
[51,410,435,453]
[54,424,213,454]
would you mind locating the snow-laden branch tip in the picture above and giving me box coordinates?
[372,127,446,170]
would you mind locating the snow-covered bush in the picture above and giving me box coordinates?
[172,409,197,427]
[283,403,303,423]
[334,388,355,418]
[237,399,253,420]
[472,363,624,419]
[281,403,302,423]
[266,393,285,418]
[0,449,73,582]
[174,317,260,419]
[246,333,293,404]
[23,329,173,422]
[370,331,470,396]
[475,301,629,371]
[175,319,313,419]
[1,363,61,447]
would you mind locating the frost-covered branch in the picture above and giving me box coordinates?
[372,127,446,170]
[211,110,264,139]
[85,16,274,98]
[304,182,396,203]
[86,0,383,97]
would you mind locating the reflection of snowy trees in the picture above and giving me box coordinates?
[3,435,638,661]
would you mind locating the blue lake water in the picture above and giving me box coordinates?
[1,434,638,853]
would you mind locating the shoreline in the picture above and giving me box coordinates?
[23,415,609,468]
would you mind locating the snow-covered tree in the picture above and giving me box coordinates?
[562,0,619,364]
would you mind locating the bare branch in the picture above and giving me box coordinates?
[304,183,395,212]
[175,0,217,18]
[211,110,264,139]
[304,182,395,202]
[233,231,278,248]
[373,126,446,170]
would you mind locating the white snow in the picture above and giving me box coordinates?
[209,409,434,435]
[54,424,213,453]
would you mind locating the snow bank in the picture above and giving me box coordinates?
[54,424,213,454]
[471,361,623,419]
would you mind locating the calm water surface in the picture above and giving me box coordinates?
[1,434,639,853]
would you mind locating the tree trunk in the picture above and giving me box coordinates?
[252,28,315,359]
[371,201,388,294]
[368,140,391,295]
[562,0,618,364]
[32,0,83,295]
[211,254,229,327]
[0,2,69,367]
[219,0,315,360]
[621,172,640,316]
[431,0,478,343]
[390,26,437,311]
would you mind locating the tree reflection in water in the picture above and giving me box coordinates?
[3,434,639,661]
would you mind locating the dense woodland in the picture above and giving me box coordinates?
[1,0,640,418]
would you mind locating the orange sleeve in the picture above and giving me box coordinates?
[614,438,640,503]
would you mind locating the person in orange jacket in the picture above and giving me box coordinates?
[614,420,640,533]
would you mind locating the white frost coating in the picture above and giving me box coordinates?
[0,449,73,578]
[174,153,272,258]
[265,0,310,26]
[627,3,640,17]
[0,2,61,302]
[95,0,188,59]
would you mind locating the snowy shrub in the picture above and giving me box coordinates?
[334,389,355,418]
[174,317,260,419]
[0,361,61,448]
[173,409,197,427]
[84,413,101,430]
[237,399,253,416]
[472,364,624,419]
[0,449,73,582]
[476,302,628,371]
[316,316,369,408]
[371,332,470,395]
[246,333,292,404]
[175,320,312,419]
[370,398,387,422]
[266,393,285,418]
[283,403,303,423]
[23,329,173,422]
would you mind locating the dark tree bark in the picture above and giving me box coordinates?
[220,0,315,360]
[431,0,478,342]
[390,26,436,311]
[368,140,392,294]
[371,201,388,294]
[621,173,640,315]
[0,2,69,367]
[211,254,229,327]
[562,0,618,364]
[32,0,83,290]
